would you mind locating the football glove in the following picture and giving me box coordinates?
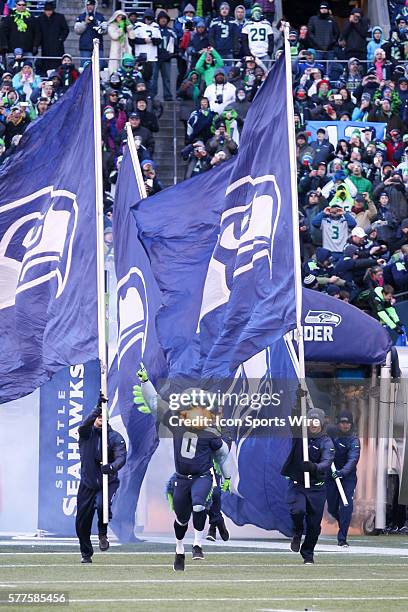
[303,461,317,475]
[221,478,232,493]
[101,464,114,475]
[133,384,151,414]
[98,392,108,408]
[137,362,149,382]
[332,470,343,480]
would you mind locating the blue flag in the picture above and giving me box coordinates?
[110,146,167,541]
[0,67,98,403]
[135,54,297,378]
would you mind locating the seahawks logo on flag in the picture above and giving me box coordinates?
[199,175,281,323]
[117,266,148,365]
[0,187,78,310]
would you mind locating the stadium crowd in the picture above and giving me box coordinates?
[1,1,408,345]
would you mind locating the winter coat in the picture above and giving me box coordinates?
[107,11,136,75]
[367,27,386,64]
[0,9,40,53]
[341,17,369,58]
[326,428,360,479]
[281,434,335,487]
[373,180,408,222]
[78,406,126,490]
[195,48,224,86]
[74,5,107,53]
[37,11,69,58]
[307,13,339,51]
[209,17,239,56]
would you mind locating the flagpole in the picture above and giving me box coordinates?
[92,40,109,522]
[125,123,148,199]
[284,25,310,488]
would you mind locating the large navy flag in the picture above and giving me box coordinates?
[0,67,98,403]
[135,54,297,378]
[110,147,167,541]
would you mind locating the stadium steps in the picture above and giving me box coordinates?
[154,101,186,186]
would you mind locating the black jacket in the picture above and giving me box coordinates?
[0,11,40,53]
[281,434,335,487]
[307,13,339,51]
[78,406,127,490]
[341,18,369,56]
[326,426,360,479]
[37,12,69,57]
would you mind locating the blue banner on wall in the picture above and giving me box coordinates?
[306,121,387,147]
[38,360,100,535]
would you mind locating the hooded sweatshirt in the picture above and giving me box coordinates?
[367,27,386,64]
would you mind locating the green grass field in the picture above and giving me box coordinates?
[1,537,408,611]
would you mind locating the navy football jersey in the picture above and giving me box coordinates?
[163,411,222,476]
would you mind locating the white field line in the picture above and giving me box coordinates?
[66,596,408,602]
[1,562,408,568]
[1,578,408,585]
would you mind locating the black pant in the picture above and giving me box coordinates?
[287,482,326,561]
[75,481,118,558]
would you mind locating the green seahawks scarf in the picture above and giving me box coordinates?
[14,9,30,33]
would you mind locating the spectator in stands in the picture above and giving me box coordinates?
[387,15,408,62]
[368,284,404,332]
[35,96,49,118]
[0,0,40,57]
[340,7,369,62]
[174,4,199,88]
[334,244,378,299]
[348,161,373,196]
[57,54,79,92]
[209,2,239,60]
[107,10,136,75]
[367,27,386,65]
[122,111,155,156]
[241,5,274,61]
[309,128,334,165]
[206,118,238,159]
[186,96,216,143]
[11,61,41,101]
[4,104,29,148]
[156,11,177,102]
[37,1,69,75]
[351,192,377,232]
[229,87,250,123]
[177,69,201,135]
[141,159,163,195]
[312,202,356,259]
[74,0,107,68]
[368,98,405,133]
[303,247,344,289]
[133,10,161,97]
[204,68,236,114]
[373,169,408,222]
[187,20,209,70]
[136,98,159,133]
[195,46,224,87]
[181,140,211,179]
[233,5,248,35]
[307,2,339,61]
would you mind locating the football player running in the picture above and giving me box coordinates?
[133,365,232,571]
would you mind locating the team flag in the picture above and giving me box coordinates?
[0,67,98,403]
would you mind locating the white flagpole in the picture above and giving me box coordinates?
[126,123,148,199]
[284,25,310,488]
[92,40,109,523]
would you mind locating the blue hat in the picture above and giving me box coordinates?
[306,48,316,57]
[196,19,206,27]
[334,170,347,182]
[327,284,341,296]
[316,247,332,262]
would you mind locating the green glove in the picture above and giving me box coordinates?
[133,384,151,414]
[137,362,149,383]
[221,478,232,493]
[166,492,174,512]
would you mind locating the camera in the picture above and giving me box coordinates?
[185,20,194,30]
[216,94,223,104]
[88,14,94,21]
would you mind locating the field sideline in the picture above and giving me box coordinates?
[1,536,408,611]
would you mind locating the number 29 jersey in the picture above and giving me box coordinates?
[163,411,223,476]
[242,20,273,57]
